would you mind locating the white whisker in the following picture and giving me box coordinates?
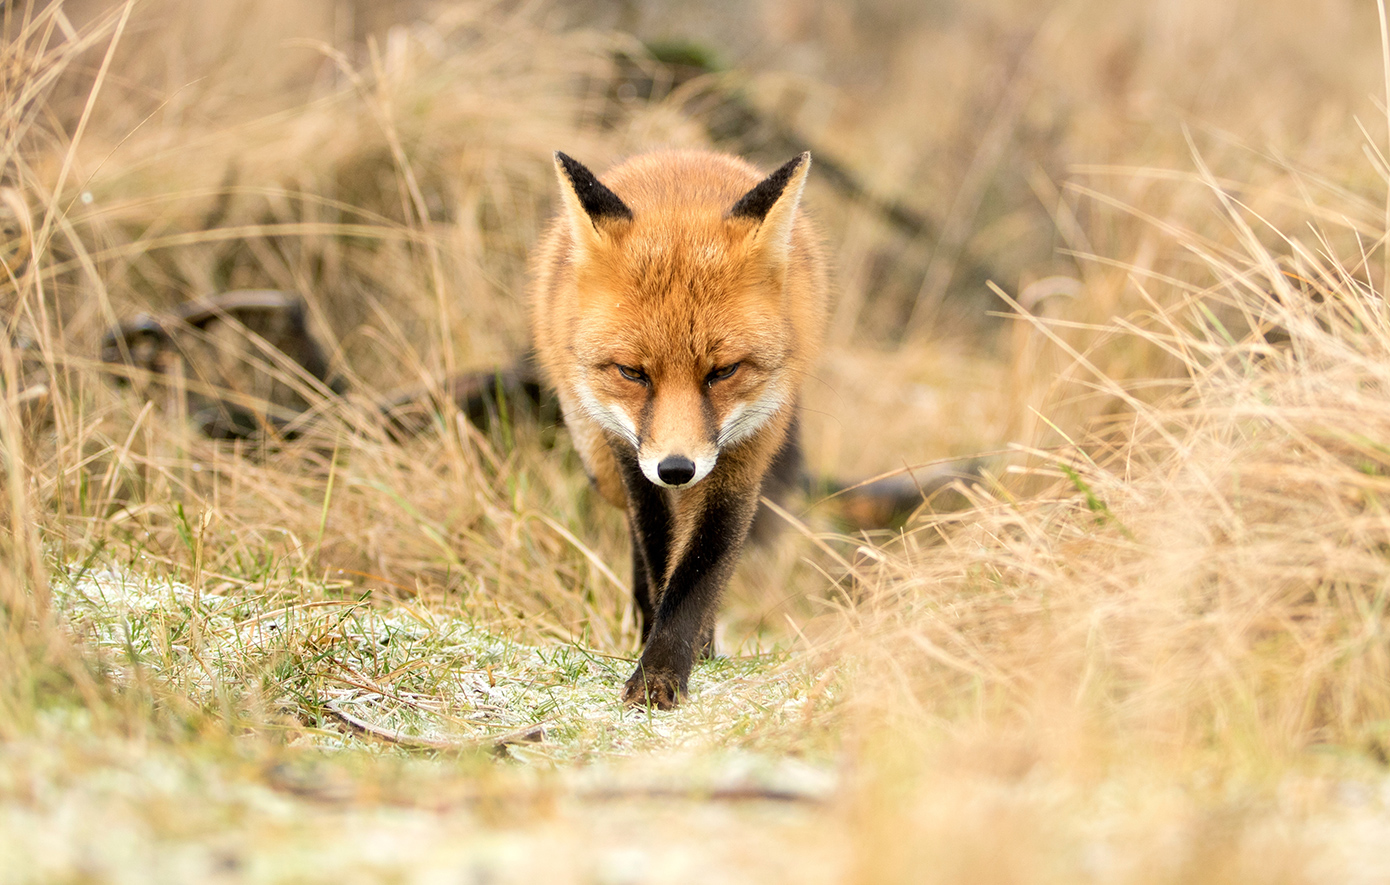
[574,379,639,447]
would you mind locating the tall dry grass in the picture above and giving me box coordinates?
[0,0,642,751]
[837,99,1390,885]
[5,0,1390,879]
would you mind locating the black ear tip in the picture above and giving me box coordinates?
[555,151,634,224]
[554,151,581,178]
[728,153,811,221]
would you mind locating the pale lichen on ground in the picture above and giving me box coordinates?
[0,563,848,884]
[57,563,840,771]
[13,565,1390,884]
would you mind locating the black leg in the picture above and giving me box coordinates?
[630,524,654,643]
[623,485,757,708]
[613,446,672,640]
[696,623,716,660]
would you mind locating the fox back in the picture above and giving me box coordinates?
[530,149,829,707]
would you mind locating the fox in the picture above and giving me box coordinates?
[531,148,829,708]
[93,148,961,706]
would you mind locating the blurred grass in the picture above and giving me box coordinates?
[6,0,1390,881]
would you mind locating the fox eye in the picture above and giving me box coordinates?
[706,362,740,385]
[615,364,649,385]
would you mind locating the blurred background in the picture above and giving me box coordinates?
[26,0,1384,482]
[5,0,1383,641]
[10,2,1390,880]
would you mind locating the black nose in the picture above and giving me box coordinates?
[657,455,697,485]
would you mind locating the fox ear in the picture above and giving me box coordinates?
[728,152,811,266]
[554,152,632,251]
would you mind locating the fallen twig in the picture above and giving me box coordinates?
[573,783,831,804]
[323,699,547,753]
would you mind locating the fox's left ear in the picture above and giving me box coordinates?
[728,152,811,268]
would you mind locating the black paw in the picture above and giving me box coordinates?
[622,665,685,709]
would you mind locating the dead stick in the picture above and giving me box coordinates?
[323,699,547,752]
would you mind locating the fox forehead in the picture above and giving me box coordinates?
[573,285,788,370]
[572,234,790,369]
[577,214,758,297]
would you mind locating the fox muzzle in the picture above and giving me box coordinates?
[640,449,718,489]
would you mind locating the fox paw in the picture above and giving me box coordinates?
[696,626,717,660]
[622,666,685,709]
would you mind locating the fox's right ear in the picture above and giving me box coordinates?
[554,152,632,252]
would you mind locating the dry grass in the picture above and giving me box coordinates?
[839,172,1390,883]
[6,0,1390,881]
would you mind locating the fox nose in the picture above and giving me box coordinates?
[656,455,697,486]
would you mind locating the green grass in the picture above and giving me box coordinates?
[54,558,839,764]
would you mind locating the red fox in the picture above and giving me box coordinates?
[93,156,971,710]
[531,149,828,708]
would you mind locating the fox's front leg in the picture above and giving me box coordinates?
[621,475,758,709]
[627,518,718,652]
[628,524,659,644]
[619,445,671,646]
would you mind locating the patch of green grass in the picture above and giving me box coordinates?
[53,559,840,765]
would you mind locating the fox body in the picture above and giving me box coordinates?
[531,149,828,707]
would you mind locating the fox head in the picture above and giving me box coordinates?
[550,150,817,490]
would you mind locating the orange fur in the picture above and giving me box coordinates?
[530,149,828,707]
